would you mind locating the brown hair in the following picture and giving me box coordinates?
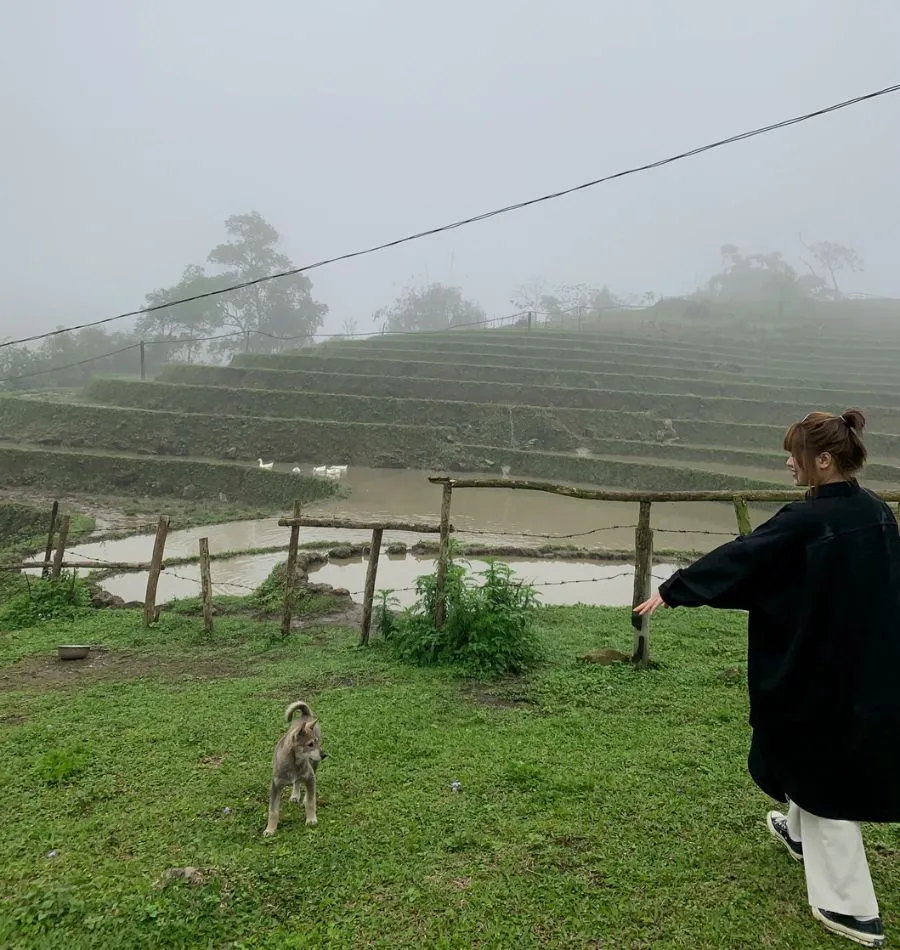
[783,407,867,484]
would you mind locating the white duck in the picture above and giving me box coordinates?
[258,458,274,471]
[325,466,343,479]
[312,465,328,476]
[291,466,302,474]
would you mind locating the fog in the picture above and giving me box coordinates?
[2,0,899,337]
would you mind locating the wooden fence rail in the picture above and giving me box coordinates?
[427,476,900,668]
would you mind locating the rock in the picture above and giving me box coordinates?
[163,867,209,887]
[331,587,350,597]
[386,542,407,555]
[224,447,238,460]
[327,545,357,560]
[578,648,631,666]
[91,588,125,609]
[181,485,199,499]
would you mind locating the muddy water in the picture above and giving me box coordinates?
[62,466,777,606]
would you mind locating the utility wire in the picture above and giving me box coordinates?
[2,81,897,352]
[0,312,526,385]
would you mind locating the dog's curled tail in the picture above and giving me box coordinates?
[285,701,312,722]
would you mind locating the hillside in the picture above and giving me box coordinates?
[3,312,900,515]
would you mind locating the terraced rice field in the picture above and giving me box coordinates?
[3,311,900,513]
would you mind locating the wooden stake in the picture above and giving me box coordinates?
[199,537,213,635]
[359,527,384,646]
[143,515,170,627]
[434,482,454,628]
[631,501,653,667]
[733,495,752,536]
[41,500,58,579]
[50,515,71,581]
[281,500,301,637]
[139,340,146,380]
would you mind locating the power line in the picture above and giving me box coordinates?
[3,80,897,353]
[0,311,527,386]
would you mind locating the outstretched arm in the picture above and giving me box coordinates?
[637,503,809,615]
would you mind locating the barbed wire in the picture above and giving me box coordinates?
[653,527,737,537]
[456,523,639,540]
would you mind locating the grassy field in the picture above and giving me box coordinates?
[2,602,899,949]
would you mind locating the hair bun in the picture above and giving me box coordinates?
[840,407,866,433]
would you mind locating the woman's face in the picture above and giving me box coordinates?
[787,451,836,487]
[786,454,804,486]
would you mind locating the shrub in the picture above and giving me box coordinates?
[390,553,543,677]
[0,573,91,629]
[373,589,400,640]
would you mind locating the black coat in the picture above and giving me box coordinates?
[659,480,900,822]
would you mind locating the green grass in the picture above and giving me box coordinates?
[2,605,898,948]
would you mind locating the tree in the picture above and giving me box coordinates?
[705,245,802,316]
[137,264,229,360]
[206,212,328,354]
[800,240,863,299]
[373,283,485,333]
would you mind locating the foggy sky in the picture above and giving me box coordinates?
[2,0,899,338]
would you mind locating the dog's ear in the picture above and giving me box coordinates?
[307,718,318,730]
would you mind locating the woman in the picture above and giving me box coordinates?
[636,408,900,948]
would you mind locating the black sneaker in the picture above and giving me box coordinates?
[766,811,803,862]
[812,908,885,947]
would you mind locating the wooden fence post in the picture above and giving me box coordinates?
[359,527,384,646]
[143,515,170,627]
[50,515,71,581]
[733,495,752,536]
[41,500,59,579]
[199,537,213,635]
[139,340,146,380]
[281,500,301,637]
[631,501,653,667]
[434,482,454,628]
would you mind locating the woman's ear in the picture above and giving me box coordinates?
[816,451,833,471]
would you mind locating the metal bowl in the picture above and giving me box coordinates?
[57,645,90,661]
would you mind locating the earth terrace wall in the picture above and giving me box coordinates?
[0,397,456,470]
[450,445,783,492]
[242,345,900,378]
[0,445,340,508]
[311,343,900,395]
[330,330,900,368]
[158,364,900,432]
[672,419,900,459]
[469,327,900,365]
[231,352,900,401]
[83,377,900,462]
[84,378,658,452]
[315,331,900,378]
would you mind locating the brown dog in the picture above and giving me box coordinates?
[263,701,327,836]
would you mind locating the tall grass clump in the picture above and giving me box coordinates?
[389,551,543,677]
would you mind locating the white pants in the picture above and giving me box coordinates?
[786,800,879,918]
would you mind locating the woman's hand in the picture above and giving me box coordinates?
[634,591,667,616]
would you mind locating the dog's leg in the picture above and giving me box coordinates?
[263,779,287,836]
[303,773,317,827]
[290,779,303,804]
